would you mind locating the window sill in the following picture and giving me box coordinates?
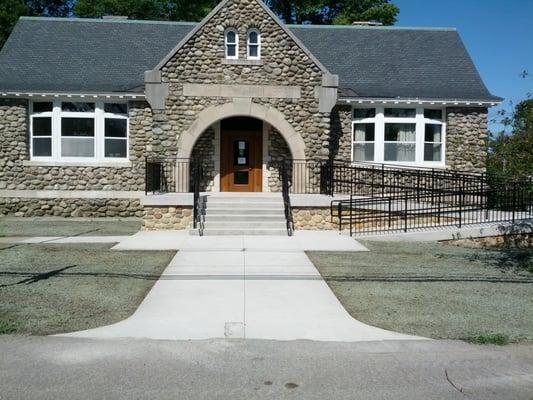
[23,160,132,168]
[222,59,263,66]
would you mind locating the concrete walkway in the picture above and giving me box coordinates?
[61,231,422,342]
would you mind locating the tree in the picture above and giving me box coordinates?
[266,0,398,25]
[166,0,218,21]
[74,0,399,24]
[487,98,533,178]
[25,0,72,16]
[334,0,398,25]
[0,0,28,48]
[74,0,167,19]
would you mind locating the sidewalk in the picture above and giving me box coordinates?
[60,231,423,342]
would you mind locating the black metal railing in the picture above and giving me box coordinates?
[145,157,532,236]
[280,161,294,236]
[145,157,193,194]
[191,162,204,235]
[332,178,533,236]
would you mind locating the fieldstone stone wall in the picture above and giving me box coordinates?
[292,207,337,230]
[0,99,28,190]
[142,206,193,230]
[191,127,216,191]
[157,0,330,161]
[0,198,141,217]
[267,126,291,191]
[0,100,151,192]
[329,104,352,162]
[446,107,488,173]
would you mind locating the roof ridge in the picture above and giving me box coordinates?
[18,16,198,26]
[287,24,457,32]
[18,16,456,31]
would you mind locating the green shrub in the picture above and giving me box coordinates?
[463,333,510,345]
[0,321,17,334]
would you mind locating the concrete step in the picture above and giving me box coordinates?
[204,221,287,229]
[205,202,285,210]
[206,208,285,216]
[205,197,283,204]
[190,228,288,236]
[204,214,286,222]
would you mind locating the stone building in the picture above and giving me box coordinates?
[0,0,500,230]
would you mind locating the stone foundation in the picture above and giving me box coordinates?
[0,197,142,217]
[292,207,338,230]
[142,206,193,230]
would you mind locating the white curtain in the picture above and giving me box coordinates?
[385,123,416,162]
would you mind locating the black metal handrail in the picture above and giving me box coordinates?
[280,161,294,236]
[333,183,533,236]
[191,162,204,235]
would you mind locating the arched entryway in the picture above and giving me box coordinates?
[177,101,306,192]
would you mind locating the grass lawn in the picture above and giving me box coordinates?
[0,243,174,335]
[0,217,141,237]
[307,241,533,343]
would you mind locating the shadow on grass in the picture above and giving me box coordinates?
[0,265,78,287]
[0,268,162,287]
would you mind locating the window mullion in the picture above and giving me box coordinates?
[53,100,61,161]
[95,102,104,161]
[375,107,385,163]
[415,107,424,163]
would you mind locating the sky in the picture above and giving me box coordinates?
[394,0,533,132]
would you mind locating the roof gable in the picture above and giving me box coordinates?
[151,0,330,75]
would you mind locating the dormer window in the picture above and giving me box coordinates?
[225,28,238,59]
[247,29,260,60]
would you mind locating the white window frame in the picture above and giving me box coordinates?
[351,106,446,167]
[225,28,239,60]
[59,102,97,162]
[103,104,129,161]
[246,28,261,60]
[29,99,129,163]
[29,102,54,161]
[422,110,445,163]
[352,122,375,162]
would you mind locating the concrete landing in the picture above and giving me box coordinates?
[61,232,423,342]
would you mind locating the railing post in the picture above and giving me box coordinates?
[388,197,392,228]
[512,187,516,224]
[371,166,375,197]
[145,156,148,196]
[329,160,335,196]
[381,164,385,198]
[458,176,464,228]
[404,191,408,232]
[337,201,342,234]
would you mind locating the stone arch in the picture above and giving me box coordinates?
[177,101,306,160]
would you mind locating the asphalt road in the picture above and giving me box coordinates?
[1,336,532,400]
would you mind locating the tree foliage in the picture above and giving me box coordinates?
[0,0,28,48]
[487,98,533,178]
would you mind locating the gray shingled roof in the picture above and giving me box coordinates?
[0,17,500,101]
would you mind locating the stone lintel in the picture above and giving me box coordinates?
[182,83,301,99]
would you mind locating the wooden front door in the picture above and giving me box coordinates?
[220,130,262,192]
